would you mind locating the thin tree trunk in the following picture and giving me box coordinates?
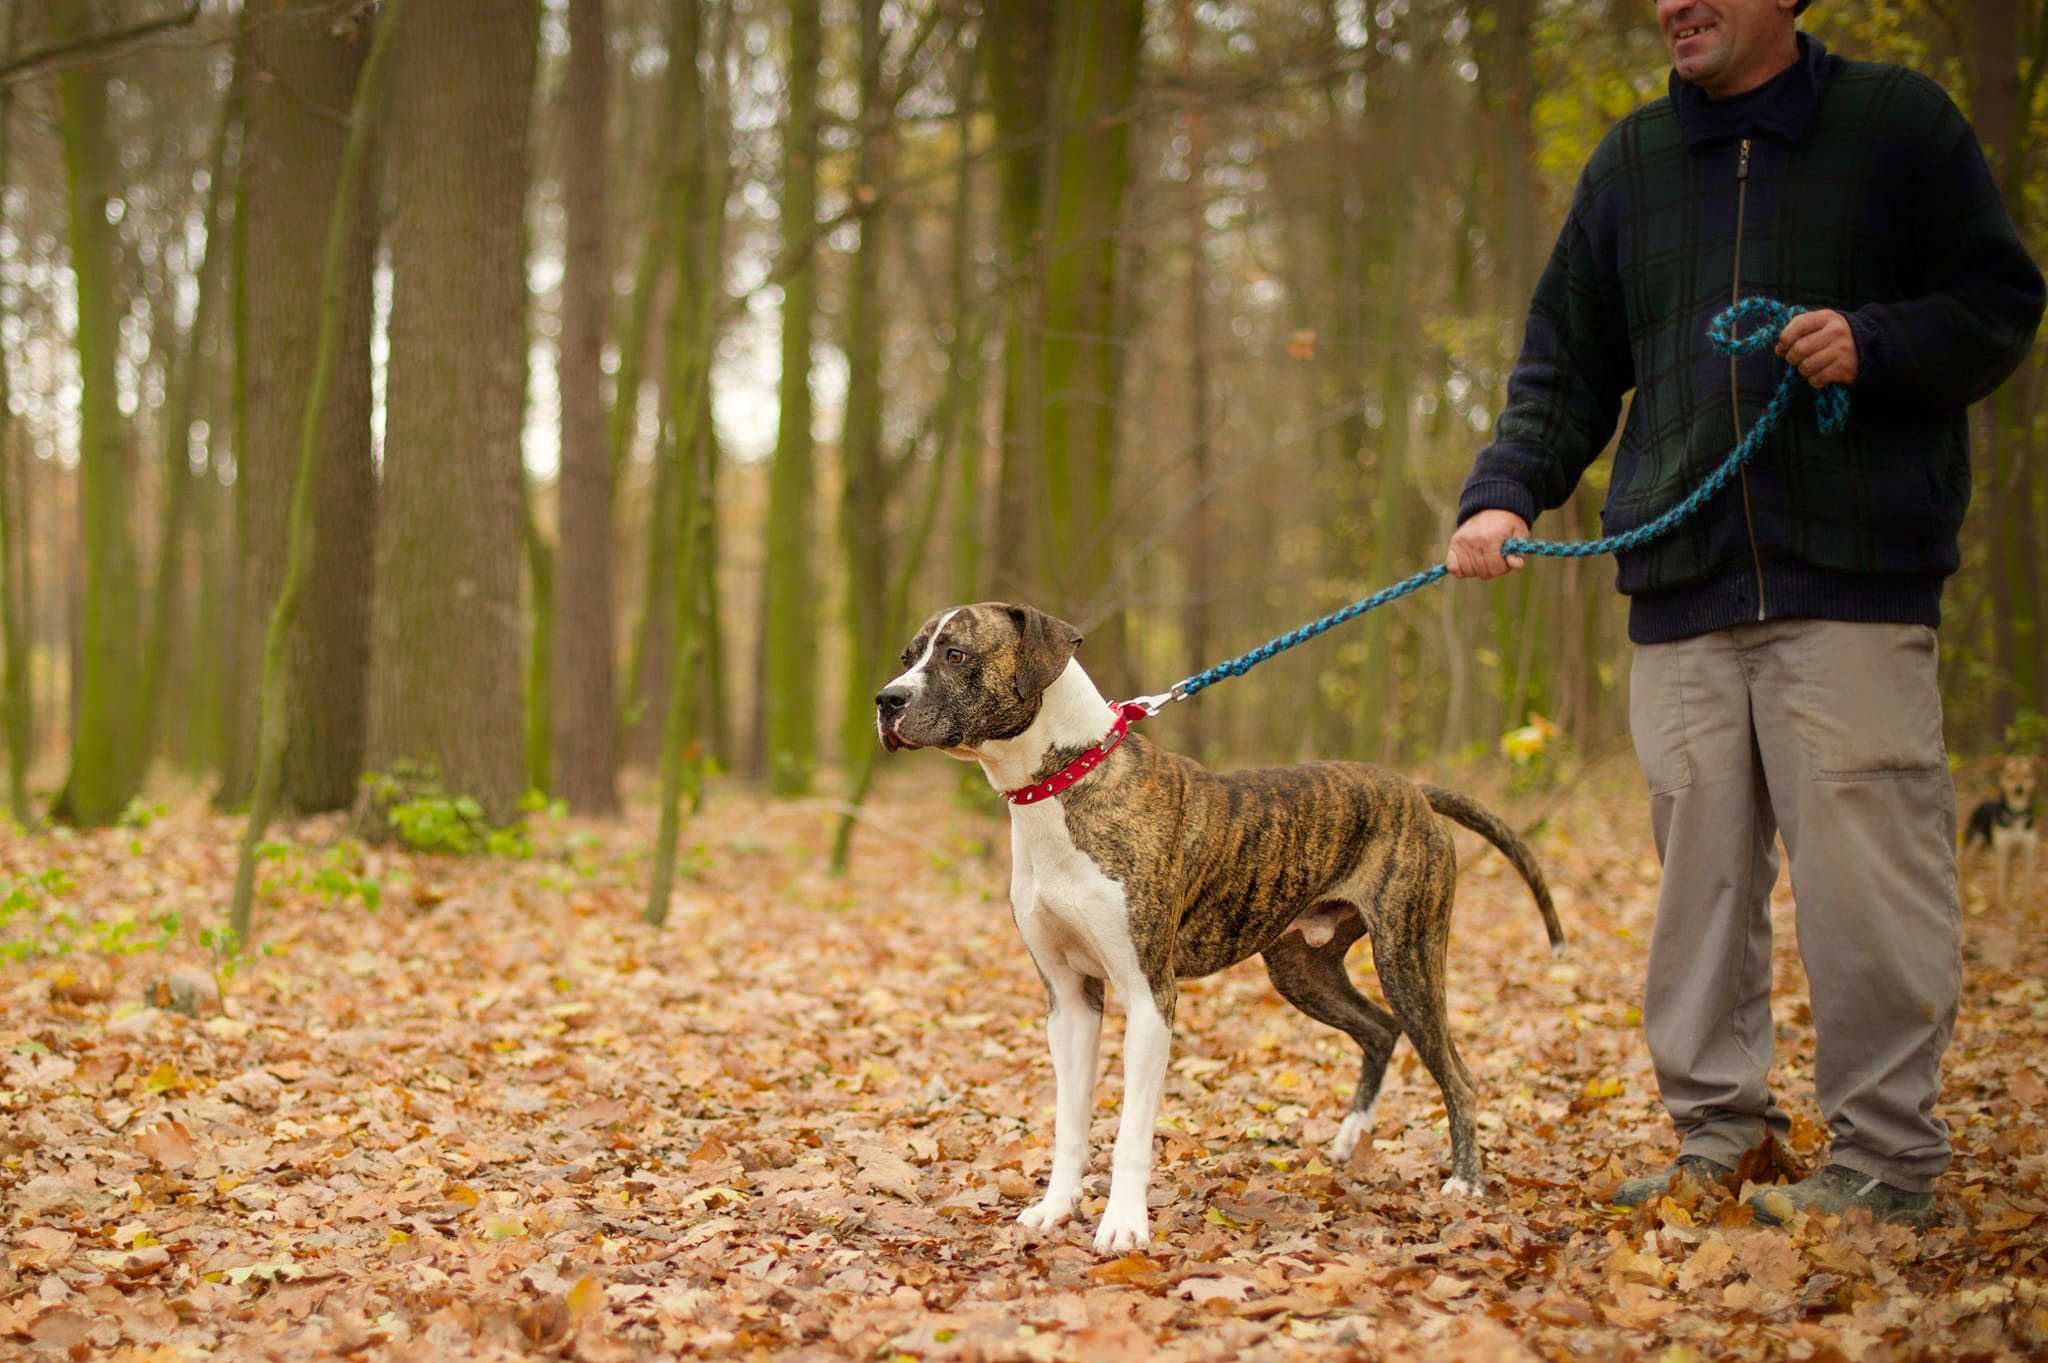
[0,0,28,825]
[835,0,891,787]
[139,51,241,772]
[1177,0,1212,762]
[552,0,619,812]
[647,0,719,925]
[365,0,535,824]
[759,0,822,795]
[231,0,401,944]
[52,3,141,827]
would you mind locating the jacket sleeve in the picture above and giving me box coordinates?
[1457,190,1636,530]
[1845,88,2045,410]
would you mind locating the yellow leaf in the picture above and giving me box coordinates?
[567,1274,604,1323]
[385,1227,411,1246]
[1205,1206,1241,1228]
[215,1175,246,1195]
[482,1213,527,1240]
[1582,1076,1624,1101]
[444,1183,481,1209]
[144,1061,186,1094]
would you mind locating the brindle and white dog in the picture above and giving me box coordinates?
[876,603,1561,1254]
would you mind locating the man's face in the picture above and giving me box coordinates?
[1657,0,1798,97]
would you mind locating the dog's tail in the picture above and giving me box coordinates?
[1418,785,1566,956]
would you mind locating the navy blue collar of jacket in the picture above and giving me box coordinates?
[1670,32,1841,149]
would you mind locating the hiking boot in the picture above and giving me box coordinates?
[1746,1164,1935,1228]
[1611,1154,1733,1208]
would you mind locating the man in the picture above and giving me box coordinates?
[1447,0,2044,1226]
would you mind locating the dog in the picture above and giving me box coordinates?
[1964,755,2038,910]
[876,602,1561,1254]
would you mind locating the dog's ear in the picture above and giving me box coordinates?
[1006,604,1084,701]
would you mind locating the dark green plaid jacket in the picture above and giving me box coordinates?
[1458,36,2045,644]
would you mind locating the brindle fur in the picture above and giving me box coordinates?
[881,603,1559,1195]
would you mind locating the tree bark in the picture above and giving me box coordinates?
[139,45,240,775]
[52,2,141,827]
[983,0,1052,603]
[231,0,401,944]
[0,0,28,825]
[1039,0,1143,693]
[232,0,378,815]
[761,0,822,795]
[365,0,534,823]
[552,0,619,812]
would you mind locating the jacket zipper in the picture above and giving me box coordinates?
[1731,137,1767,621]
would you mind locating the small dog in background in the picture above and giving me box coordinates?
[1963,755,2039,910]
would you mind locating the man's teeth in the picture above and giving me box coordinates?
[1678,25,1709,38]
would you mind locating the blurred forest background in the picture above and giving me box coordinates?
[0,0,2043,867]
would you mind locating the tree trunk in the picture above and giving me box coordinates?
[140,49,240,776]
[836,0,890,776]
[0,0,29,825]
[365,0,534,823]
[231,0,402,944]
[647,0,722,925]
[552,0,620,813]
[52,3,141,827]
[234,0,379,815]
[1039,0,1143,693]
[983,0,1053,603]
[1177,0,1212,762]
[761,0,822,795]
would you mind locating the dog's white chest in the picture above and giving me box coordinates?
[1010,803,1134,981]
[1993,824,2036,852]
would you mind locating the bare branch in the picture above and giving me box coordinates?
[0,0,204,86]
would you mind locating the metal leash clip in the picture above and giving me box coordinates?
[1124,684,1187,718]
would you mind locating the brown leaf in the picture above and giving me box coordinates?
[135,1118,196,1171]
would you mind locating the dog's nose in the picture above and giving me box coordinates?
[876,685,911,715]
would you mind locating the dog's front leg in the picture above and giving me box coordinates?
[1096,978,1173,1255]
[1018,957,1103,1230]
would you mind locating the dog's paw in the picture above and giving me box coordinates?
[1091,1203,1150,1255]
[1330,1110,1375,1162]
[1439,1175,1487,1199]
[1016,1195,1076,1231]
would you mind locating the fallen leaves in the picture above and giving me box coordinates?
[0,781,2042,1361]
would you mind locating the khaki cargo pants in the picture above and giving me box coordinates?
[1629,619,1961,1192]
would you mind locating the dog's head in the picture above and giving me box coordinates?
[875,603,1084,754]
[1998,755,2038,810]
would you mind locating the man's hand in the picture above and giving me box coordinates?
[1775,309,1859,388]
[1446,509,1529,580]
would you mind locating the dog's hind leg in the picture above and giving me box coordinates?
[1262,923,1401,1163]
[1370,854,1485,1198]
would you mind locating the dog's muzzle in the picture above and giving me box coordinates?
[876,684,914,752]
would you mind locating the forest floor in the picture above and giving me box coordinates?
[2,762,2045,1362]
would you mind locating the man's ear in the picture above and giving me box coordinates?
[1006,604,1084,701]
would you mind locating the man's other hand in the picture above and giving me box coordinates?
[1775,308,1859,388]
[1446,509,1529,580]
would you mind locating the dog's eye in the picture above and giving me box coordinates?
[944,647,967,665]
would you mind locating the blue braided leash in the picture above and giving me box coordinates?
[1153,297,1851,709]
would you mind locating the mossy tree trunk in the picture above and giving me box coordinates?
[229,0,379,815]
[761,0,822,795]
[230,0,402,944]
[0,0,29,825]
[983,0,1052,603]
[52,3,142,827]
[364,0,534,824]
[1039,0,1143,691]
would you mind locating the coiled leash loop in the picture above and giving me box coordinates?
[1124,297,1849,717]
